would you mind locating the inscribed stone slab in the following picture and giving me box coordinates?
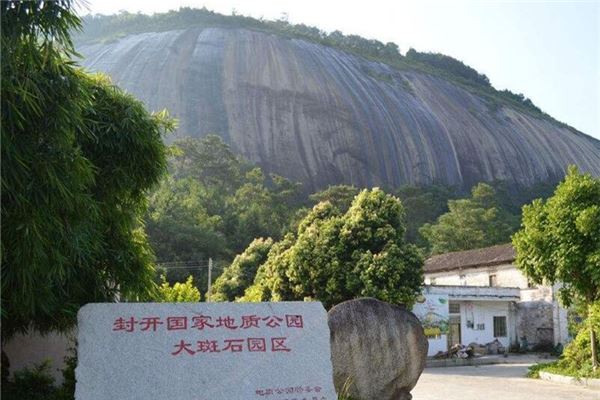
[76,302,337,400]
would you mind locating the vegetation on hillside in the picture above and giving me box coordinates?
[72,7,571,124]
[149,135,544,297]
[145,135,302,296]
[420,183,519,255]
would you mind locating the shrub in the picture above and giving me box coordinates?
[156,275,201,302]
[529,302,600,379]
[1,361,58,400]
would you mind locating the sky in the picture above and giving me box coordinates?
[80,0,600,140]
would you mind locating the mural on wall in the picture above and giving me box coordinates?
[413,294,449,338]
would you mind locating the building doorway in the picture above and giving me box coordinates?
[448,316,461,347]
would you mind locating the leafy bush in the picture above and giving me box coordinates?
[54,348,77,400]
[1,350,78,400]
[211,238,274,302]
[527,361,557,378]
[1,361,58,400]
[405,48,490,87]
[529,302,600,379]
[156,275,201,302]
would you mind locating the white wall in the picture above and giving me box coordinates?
[427,335,448,356]
[3,330,74,385]
[457,301,513,349]
[424,263,572,349]
[425,264,529,288]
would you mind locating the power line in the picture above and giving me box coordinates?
[156,260,208,266]
[157,265,225,270]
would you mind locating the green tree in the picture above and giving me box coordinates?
[420,183,517,255]
[396,184,456,246]
[1,0,171,338]
[239,234,296,303]
[309,184,360,213]
[147,136,301,264]
[513,166,600,370]
[171,135,244,195]
[211,238,274,302]
[156,275,201,302]
[243,189,424,309]
[146,176,228,263]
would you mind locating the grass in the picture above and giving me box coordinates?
[527,361,600,380]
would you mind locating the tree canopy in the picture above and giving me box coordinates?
[241,189,424,309]
[420,183,518,255]
[513,166,600,369]
[1,0,172,338]
[309,184,360,213]
[210,238,274,302]
[513,166,600,306]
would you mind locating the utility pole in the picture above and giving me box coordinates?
[207,257,213,302]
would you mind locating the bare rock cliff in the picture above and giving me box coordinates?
[79,27,600,190]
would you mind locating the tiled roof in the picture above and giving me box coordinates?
[424,244,516,273]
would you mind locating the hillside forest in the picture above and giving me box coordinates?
[154,135,555,300]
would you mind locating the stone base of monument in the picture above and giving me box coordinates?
[328,298,428,400]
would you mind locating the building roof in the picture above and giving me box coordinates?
[424,244,516,273]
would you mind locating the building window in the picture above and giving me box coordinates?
[489,274,498,287]
[493,316,507,337]
[449,302,460,314]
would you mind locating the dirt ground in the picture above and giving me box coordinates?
[412,363,600,400]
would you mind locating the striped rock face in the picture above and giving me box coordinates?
[79,27,600,191]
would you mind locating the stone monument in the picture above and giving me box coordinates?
[76,302,337,400]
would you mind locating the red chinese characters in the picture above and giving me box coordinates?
[139,317,163,331]
[222,339,244,352]
[111,314,305,333]
[197,340,220,353]
[171,337,293,356]
[240,314,261,329]
[167,316,187,330]
[262,316,284,328]
[171,340,195,356]
[271,337,291,352]
[191,315,214,330]
[215,316,238,330]
[112,317,137,332]
[247,338,267,352]
[285,314,303,328]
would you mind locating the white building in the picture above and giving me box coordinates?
[413,244,569,356]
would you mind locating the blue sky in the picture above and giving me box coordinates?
[82,0,600,140]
